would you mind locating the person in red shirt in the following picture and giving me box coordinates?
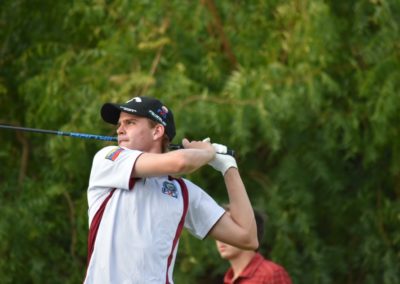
[216,207,292,284]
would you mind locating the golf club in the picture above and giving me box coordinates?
[0,124,235,156]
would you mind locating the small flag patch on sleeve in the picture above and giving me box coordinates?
[105,147,124,161]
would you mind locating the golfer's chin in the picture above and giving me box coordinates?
[217,245,242,260]
[218,251,233,260]
[118,140,130,148]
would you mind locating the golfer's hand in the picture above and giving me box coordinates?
[182,138,215,155]
[203,138,238,176]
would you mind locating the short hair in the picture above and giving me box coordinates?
[222,204,266,244]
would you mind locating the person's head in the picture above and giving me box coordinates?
[215,206,265,261]
[101,96,175,152]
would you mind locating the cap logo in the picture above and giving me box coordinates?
[120,106,137,113]
[126,97,142,103]
[148,110,166,126]
[158,106,169,120]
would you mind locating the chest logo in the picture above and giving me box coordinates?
[162,181,178,199]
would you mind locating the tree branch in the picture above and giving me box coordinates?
[201,0,238,69]
[138,18,170,96]
[63,190,77,259]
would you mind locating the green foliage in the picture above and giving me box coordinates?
[1,0,399,283]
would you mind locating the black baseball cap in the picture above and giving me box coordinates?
[101,96,176,141]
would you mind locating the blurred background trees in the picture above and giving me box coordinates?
[1,0,399,283]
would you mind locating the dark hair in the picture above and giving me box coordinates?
[254,209,265,243]
[222,204,266,245]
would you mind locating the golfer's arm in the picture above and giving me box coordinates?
[209,168,258,250]
[132,149,214,177]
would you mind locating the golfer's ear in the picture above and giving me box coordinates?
[153,124,165,140]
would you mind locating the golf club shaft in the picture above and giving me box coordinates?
[0,124,235,156]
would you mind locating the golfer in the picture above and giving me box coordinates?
[83,96,258,284]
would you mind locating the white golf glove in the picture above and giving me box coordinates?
[203,138,237,176]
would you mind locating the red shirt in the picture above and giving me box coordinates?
[223,253,292,284]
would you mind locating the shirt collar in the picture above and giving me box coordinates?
[224,252,264,283]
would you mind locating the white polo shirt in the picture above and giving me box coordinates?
[84,146,225,284]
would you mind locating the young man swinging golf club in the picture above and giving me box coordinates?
[83,96,258,284]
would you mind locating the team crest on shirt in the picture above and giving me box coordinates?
[105,147,124,161]
[162,181,178,198]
